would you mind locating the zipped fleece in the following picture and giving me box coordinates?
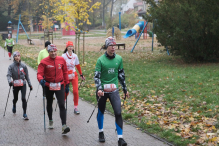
[37,56,69,87]
[7,60,32,87]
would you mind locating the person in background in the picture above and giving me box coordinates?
[62,41,85,114]
[4,34,14,60]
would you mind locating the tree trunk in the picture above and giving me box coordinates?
[110,0,114,21]
[7,3,11,16]
[102,0,105,27]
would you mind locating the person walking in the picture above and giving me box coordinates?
[37,44,70,134]
[62,41,85,114]
[4,34,14,60]
[37,41,56,99]
[37,41,51,65]
[94,37,129,146]
[7,51,33,120]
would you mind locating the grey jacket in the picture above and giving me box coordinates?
[7,60,32,87]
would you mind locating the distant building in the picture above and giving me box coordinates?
[120,0,161,16]
[121,0,137,14]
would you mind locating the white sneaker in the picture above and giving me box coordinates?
[49,120,54,129]
[62,124,70,134]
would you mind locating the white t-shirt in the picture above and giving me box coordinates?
[62,52,79,73]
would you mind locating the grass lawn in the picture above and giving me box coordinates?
[1,40,219,146]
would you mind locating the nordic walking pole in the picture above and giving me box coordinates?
[122,94,127,107]
[26,90,31,103]
[43,88,46,132]
[87,98,99,123]
[66,94,68,112]
[4,47,5,57]
[78,80,83,90]
[3,86,11,117]
[35,84,40,97]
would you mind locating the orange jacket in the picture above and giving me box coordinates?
[37,56,69,87]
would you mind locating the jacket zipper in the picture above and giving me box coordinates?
[17,64,20,79]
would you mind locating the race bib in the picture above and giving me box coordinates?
[68,70,75,80]
[8,43,11,45]
[104,84,117,92]
[68,73,75,80]
[13,79,23,87]
[49,82,61,91]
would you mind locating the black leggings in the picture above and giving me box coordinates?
[13,84,27,114]
[96,90,123,135]
[45,84,66,125]
[7,46,13,53]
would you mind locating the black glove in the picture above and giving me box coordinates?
[30,86,33,91]
[80,74,84,78]
[65,84,69,94]
[9,82,13,86]
[40,80,46,87]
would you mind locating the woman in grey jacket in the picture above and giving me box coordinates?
[7,51,33,120]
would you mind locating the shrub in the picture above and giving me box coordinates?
[143,0,219,62]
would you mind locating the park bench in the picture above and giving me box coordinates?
[100,43,126,51]
[115,43,125,50]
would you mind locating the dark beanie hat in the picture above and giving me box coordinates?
[45,41,51,47]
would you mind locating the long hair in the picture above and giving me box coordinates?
[63,48,74,54]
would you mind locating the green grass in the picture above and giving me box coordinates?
[1,40,219,145]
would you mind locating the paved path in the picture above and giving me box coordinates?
[0,47,168,146]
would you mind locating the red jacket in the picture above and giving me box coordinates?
[37,56,69,87]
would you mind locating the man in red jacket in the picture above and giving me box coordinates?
[37,44,70,134]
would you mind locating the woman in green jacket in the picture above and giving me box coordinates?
[4,34,14,60]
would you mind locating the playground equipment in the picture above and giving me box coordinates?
[123,21,148,52]
[16,14,30,43]
[106,27,121,40]
[124,20,169,55]
[135,20,147,39]
[123,21,146,38]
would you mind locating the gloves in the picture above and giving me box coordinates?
[80,74,85,80]
[29,86,33,91]
[9,82,13,86]
[65,84,69,94]
[40,80,46,87]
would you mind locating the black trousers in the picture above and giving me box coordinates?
[7,46,13,53]
[45,84,66,125]
[13,84,27,114]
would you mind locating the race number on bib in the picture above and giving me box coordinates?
[104,84,117,92]
[13,79,23,87]
[49,82,61,91]
[68,70,75,80]
[68,73,75,80]
[8,43,11,45]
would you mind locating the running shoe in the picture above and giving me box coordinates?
[23,114,29,120]
[62,125,70,134]
[118,138,127,146]
[12,105,16,113]
[49,120,54,129]
[99,132,105,142]
[74,108,80,115]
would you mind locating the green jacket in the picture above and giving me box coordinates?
[5,38,14,47]
[37,49,49,65]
